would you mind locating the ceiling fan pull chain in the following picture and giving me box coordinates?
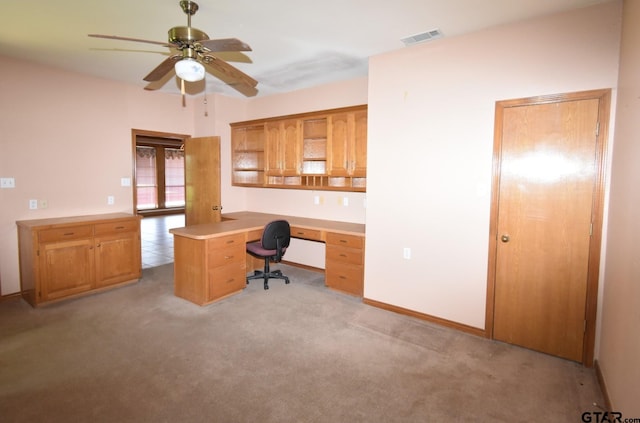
[204,77,208,117]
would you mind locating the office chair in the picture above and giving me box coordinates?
[246,220,291,290]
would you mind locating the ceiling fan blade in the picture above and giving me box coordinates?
[89,34,171,47]
[198,38,252,52]
[143,55,181,82]
[202,54,258,87]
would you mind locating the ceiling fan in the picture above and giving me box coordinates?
[89,1,258,97]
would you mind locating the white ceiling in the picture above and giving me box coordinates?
[0,0,611,98]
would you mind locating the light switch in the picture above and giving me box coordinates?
[121,177,131,187]
[29,199,38,210]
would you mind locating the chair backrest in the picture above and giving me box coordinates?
[261,220,291,261]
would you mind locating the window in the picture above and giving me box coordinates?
[135,139,185,213]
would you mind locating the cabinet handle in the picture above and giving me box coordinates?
[226,278,235,284]
[339,254,347,257]
[63,232,74,236]
[339,239,347,243]
[96,243,101,248]
[115,226,125,230]
[224,255,234,260]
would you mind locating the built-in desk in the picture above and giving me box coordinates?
[169,212,365,305]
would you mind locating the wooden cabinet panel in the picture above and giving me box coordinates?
[40,239,94,301]
[265,119,301,176]
[328,110,367,178]
[17,214,141,307]
[95,231,141,288]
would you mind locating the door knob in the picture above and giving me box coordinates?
[501,234,510,243]
[212,205,223,211]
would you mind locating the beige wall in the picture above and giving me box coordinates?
[365,1,622,330]
[598,0,640,415]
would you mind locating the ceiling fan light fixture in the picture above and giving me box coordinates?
[175,58,205,82]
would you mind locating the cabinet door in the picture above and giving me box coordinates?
[265,122,282,175]
[281,119,301,175]
[95,231,141,288]
[327,113,350,176]
[40,239,94,301]
[351,110,368,177]
[265,119,301,176]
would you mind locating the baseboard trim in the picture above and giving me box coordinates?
[362,297,486,338]
[594,359,613,411]
[0,292,22,302]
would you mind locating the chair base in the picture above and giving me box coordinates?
[246,269,290,290]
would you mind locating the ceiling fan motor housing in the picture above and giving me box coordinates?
[168,26,209,48]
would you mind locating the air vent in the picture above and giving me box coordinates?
[401,29,443,46]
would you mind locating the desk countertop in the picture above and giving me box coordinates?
[169,211,365,240]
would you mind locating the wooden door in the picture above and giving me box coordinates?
[488,90,609,364]
[184,136,222,226]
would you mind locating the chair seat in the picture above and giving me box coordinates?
[247,241,287,257]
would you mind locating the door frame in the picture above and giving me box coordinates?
[484,89,611,366]
[131,129,191,215]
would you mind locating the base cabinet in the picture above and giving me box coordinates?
[325,232,364,296]
[17,214,142,307]
[174,233,246,305]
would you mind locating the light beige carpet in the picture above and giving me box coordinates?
[0,264,604,422]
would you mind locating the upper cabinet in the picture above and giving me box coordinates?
[230,105,367,192]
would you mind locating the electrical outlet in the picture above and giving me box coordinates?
[29,199,38,210]
[342,197,349,207]
[1,177,15,188]
[40,199,48,209]
[107,196,115,205]
[403,247,411,260]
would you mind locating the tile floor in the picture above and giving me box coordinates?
[140,214,185,269]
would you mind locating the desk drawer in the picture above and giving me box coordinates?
[38,225,93,243]
[326,244,363,266]
[290,226,322,241]
[208,233,245,251]
[325,232,364,249]
[94,219,138,236]
[325,262,363,296]
[209,243,245,268]
[208,261,246,300]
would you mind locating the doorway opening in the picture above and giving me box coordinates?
[132,129,190,268]
[131,129,190,217]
